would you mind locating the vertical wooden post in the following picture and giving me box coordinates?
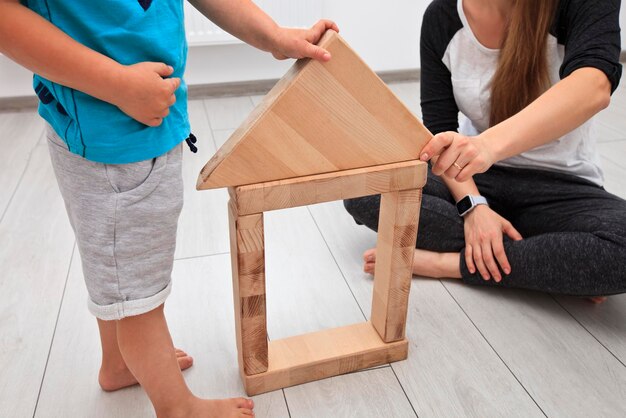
[371,189,422,342]
[228,193,268,376]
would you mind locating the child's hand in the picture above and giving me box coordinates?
[271,20,340,62]
[114,62,180,127]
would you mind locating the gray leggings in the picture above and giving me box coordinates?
[344,165,626,297]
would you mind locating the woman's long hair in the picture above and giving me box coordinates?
[489,0,559,126]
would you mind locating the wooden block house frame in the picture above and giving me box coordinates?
[197,30,432,396]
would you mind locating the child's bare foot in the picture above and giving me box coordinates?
[587,296,608,304]
[99,348,193,392]
[173,397,254,418]
[363,248,461,279]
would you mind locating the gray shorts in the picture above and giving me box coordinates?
[46,126,183,320]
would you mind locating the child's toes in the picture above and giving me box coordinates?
[178,355,193,370]
[234,398,254,409]
[174,350,193,370]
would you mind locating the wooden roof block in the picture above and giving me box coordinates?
[197,30,432,190]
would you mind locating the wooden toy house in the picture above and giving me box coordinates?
[197,30,432,396]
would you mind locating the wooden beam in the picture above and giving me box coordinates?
[242,322,408,396]
[230,160,427,215]
[371,189,422,342]
[228,199,268,375]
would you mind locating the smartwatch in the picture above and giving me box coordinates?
[456,195,488,217]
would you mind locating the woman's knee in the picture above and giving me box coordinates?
[343,195,381,231]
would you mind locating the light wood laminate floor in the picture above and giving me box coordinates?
[1,82,625,418]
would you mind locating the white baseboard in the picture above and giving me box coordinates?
[0,69,420,113]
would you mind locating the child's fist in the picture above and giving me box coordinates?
[272,20,340,62]
[114,62,180,127]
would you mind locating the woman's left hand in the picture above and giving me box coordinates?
[420,132,497,182]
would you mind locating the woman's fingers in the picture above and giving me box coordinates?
[481,241,502,282]
[492,237,511,276]
[456,160,482,182]
[425,133,484,179]
[420,132,454,162]
[503,222,523,241]
[436,147,462,176]
[472,245,490,281]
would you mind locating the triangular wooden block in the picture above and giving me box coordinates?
[197,30,432,190]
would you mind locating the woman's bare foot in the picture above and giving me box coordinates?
[363,248,461,279]
[587,296,608,304]
[99,348,194,392]
[179,398,255,418]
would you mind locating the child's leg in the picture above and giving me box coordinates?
[116,305,254,418]
[97,318,193,391]
[46,127,255,417]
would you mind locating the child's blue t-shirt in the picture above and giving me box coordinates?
[26,0,190,164]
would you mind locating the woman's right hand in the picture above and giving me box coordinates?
[113,62,180,127]
[463,205,523,282]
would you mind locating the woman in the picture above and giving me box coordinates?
[344,0,625,302]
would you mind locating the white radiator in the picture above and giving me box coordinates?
[184,1,324,46]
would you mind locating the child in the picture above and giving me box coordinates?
[0,1,338,417]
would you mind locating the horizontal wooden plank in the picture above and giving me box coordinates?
[230,160,427,215]
[244,322,408,395]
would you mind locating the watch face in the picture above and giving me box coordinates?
[457,196,473,216]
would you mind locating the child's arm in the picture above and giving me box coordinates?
[0,0,179,126]
[188,0,339,61]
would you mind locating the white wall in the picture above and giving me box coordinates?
[1,0,624,99]
[0,0,426,99]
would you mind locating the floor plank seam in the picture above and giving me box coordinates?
[281,389,292,418]
[0,129,45,224]
[31,242,76,418]
[389,365,420,418]
[200,100,220,151]
[247,96,256,110]
[174,251,230,262]
[439,281,549,418]
[343,365,391,377]
[550,295,626,368]
[306,206,368,321]
[598,137,626,144]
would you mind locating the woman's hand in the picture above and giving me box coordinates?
[420,132,497,182]
[463,205,523,282]
[271,20,340,62]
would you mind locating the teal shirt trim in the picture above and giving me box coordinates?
[27,0,190,164]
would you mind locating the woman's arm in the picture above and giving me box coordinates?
[422,67,612,181]
[0,0,181,126]
[485,67,611,161]
[188,0,339,61]
[422,0,622,180]
[419,2,521,281]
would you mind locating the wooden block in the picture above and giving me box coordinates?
[371,189,422,342]
[228,199,268,375]
[230,160,427,215]
[242,322,408,396]
[197,30,432,190]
